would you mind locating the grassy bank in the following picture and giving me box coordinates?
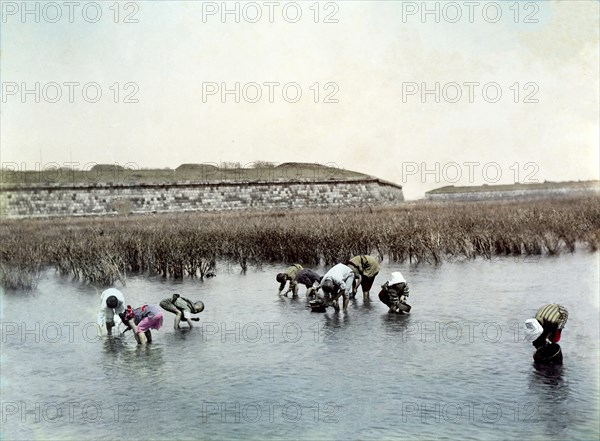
[1,162,367,185]
[1,196,599,289]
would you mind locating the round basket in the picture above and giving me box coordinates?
[533,343,563,364]
[396,302,412,313]
[308,300,327,313]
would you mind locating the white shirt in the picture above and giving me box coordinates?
[96,288,125,326]
[321,263,355,296]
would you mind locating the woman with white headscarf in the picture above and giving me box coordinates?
[378,272,410,313]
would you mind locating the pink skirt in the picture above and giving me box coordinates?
[137,313,164,333]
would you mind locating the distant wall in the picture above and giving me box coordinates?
[0,178,404,218]
[425,185,600,201]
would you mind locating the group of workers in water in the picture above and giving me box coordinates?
[275,255,410,313]
[96,254,569,363]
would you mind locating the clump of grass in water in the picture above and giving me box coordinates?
[0,263,41,290]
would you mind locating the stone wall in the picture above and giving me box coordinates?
[0,178,404,218]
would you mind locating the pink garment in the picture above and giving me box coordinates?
[137,312,164,333]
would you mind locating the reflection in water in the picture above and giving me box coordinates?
[355,297,374,311]
[528,362,570,438]
[323,310,350,324]
[101,334,166,385]
[381,311,412,333]
[276,293,293,309]
[166,327,194,340]
[288,296,302,306]
[320,311,350,345]
[131,344,166,385]
[102,334,130,356]
[533,362,565,387]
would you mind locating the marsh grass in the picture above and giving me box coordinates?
[1,196,598,287]
[0,263,42,290]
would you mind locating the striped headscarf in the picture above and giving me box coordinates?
[535,304,569,329]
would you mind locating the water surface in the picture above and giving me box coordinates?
[1,253,598,440]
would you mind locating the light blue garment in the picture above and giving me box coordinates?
[321,263,354,297]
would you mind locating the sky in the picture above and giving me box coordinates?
[1,0,598,199]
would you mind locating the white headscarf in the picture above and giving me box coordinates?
[388,272,406,285]
[524,318,543,340]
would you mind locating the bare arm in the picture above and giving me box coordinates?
[126,319,143,344]
[278,281,287,295]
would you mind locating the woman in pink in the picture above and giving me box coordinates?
[121,304,164,344]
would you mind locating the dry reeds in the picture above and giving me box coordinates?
[1,196,598,287]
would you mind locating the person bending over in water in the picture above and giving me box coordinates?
[276,264,303,297]
[294,268,322,298]
[120,304,164,344]
[96,288,125,335]
[378,272,410,313]
[159,293,205,330]
[532,304,569,349]
[320,263,355,312]
[347,255,380,300]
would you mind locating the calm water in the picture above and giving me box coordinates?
[1,253,599,441]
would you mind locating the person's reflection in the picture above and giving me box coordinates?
[346,294,370,309]
[275,291,307,315]
[162,327,198,344]
[100,334,134,383]
[320,311,350,344]
[531,361,565,388]
[129,344,166,381]
[102,333,129,356]
[381,310,412,334]
[528,360,569,437]
[101,334,166,382]
[276,292,294,309]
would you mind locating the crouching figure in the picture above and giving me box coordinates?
[378,272,411,314]
[160,293,204,329]
[276,264,303,297]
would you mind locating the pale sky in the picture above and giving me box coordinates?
[1,0,598,199]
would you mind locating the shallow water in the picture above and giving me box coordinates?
[1,253,599,440]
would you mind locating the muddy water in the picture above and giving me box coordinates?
[1,253,598,440]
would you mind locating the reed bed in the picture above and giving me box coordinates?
[1,196,599,289]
